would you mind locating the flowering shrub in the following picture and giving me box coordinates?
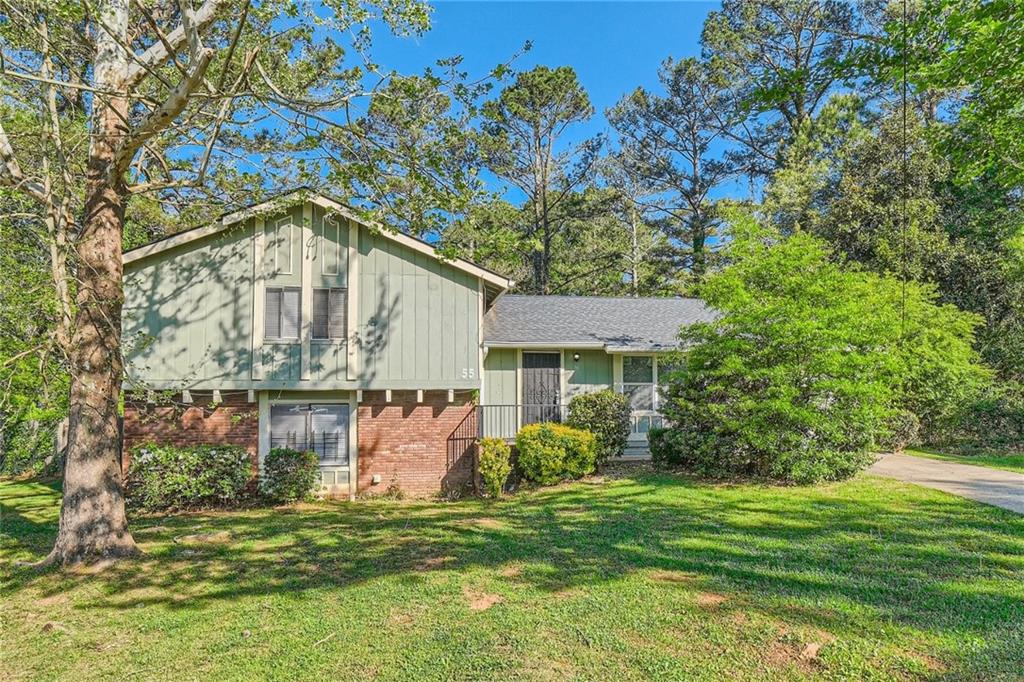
[126,443,252,511]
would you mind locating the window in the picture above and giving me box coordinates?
[622,356,655,411]
[265,287,300,340]
[312,288,347,340]
[270,403,348,464]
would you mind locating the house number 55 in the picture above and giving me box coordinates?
[461,368,476,379]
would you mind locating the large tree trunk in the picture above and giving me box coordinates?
[43,0,138,566]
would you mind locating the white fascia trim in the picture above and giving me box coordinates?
[484,341,606,350]
[307,196,512,289]
[124,192,513,292]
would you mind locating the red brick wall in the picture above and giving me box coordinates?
[122,391,259,476]
[357,390,476,497]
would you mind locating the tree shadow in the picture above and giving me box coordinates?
[3,473,1023,679]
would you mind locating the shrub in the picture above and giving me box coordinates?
[660,214,988,484]
[515,423,596,485]
[566,390,630,466]
[877,410,922,452]
[478,437,512,498]
[648,426,683,467]
[126,443,252,511]
[261,448,320,503]
[942,381,1024,450]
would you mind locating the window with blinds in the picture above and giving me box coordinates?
[265,287,300,340]
[312,288,347,340]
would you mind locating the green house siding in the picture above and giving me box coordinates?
[564,350,613,399]
[124,200,483,391]
[123,221,254,386]
[357,227,480,388]
[483,348,517,405]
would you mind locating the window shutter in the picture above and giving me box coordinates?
[328,288,347,339]
[264,288,282,339]
[312,289,329,339]
[281,287,300,339]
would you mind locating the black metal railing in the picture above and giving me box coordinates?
[270,433,348,466]
[476,404,568,440]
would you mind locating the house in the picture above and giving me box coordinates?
[121,190,714,497]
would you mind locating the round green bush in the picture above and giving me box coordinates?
[126,443,253,511]
[566,390,630,466]
[515,423,596,485]
[478,437,512,498]
[260,448,320,503]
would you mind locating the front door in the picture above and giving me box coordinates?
[522,352,561,425]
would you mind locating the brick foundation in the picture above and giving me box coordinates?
[121,389,477,498]
[357,390,477,497]
[122,391,259,476]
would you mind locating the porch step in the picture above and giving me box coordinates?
[613,445,652,461]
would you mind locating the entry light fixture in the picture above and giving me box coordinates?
[573,352,581,362]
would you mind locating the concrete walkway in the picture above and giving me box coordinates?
[869,452,1024,514]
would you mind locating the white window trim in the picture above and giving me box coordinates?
[272,216,295,275]
[260,394,358,499]
[619,354,660,414]
[311,287,347,343]
[264,285,301,342]
[320,216,342,276]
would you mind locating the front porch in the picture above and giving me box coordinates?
[480,348,669,458]
[471,404,664,459]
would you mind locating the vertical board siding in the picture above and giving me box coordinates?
[483,349,517,404]
[125,201,484,390]
[124,221,254,385]
[564,350,613,399]
[357,225,480,387]
[311,203,348,289]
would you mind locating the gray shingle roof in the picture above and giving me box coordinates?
[483,295,717,351]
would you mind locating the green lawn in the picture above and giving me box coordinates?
[907,448,1024,474]
[2,474,1023,681]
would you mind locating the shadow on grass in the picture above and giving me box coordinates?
[2,472,1023,679]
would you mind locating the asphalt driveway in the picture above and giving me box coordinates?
[869,452,1024,514]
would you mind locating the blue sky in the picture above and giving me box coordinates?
[369,1,722,163]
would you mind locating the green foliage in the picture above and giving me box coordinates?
[477,65,603,294]
[648,426,684,468]
[260,448,320,503]
[877,410,922,453]
[606,57,736,281]
[659,214,988,483]
[944,382,1024,451]
[566,390,630,466]
[515,423,596,485]
[868,0,1024,189]
[126,444,253,511]
[477,437,512,498]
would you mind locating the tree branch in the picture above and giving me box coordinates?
[122,0,227,89]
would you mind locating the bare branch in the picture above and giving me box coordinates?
[113,46,215,177]
[123,0,227,89]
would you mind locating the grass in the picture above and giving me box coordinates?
[2,473,1023,681]
[907,447,1024,474]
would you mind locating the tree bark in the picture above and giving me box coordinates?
[42,0,138,566]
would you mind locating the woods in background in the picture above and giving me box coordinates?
[1,1,1022,559]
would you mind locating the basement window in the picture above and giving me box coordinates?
[270,403,348,465]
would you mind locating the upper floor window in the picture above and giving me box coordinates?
[312,288,347,340]
[265,286,300,340]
